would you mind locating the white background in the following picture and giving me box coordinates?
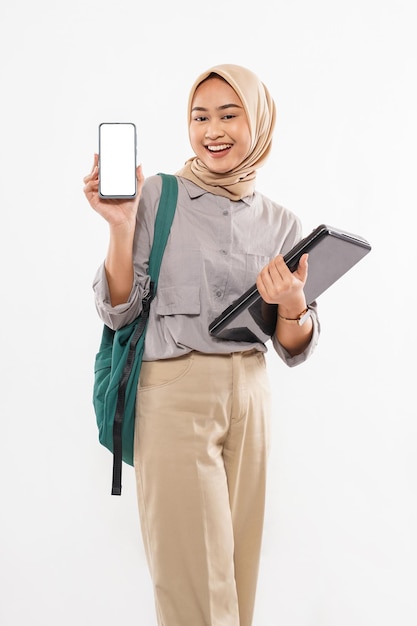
[1,1,416,625]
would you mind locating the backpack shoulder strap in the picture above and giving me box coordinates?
[110,173,178,495]
[148,173,178,284]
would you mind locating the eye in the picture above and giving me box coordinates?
[193,115,208,122]
[222,114,236,120]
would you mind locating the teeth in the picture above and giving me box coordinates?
[207,144,231,152]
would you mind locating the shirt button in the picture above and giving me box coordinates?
[216,290,222,298]
[223,210,229,216]
[220,249,228,255]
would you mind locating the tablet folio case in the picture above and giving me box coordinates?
[209,224,371,343]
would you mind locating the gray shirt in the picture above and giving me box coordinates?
[93,175,320,367]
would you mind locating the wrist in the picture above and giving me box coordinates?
[277,306,311,326]
[277,296,307,320]
[109,220,136,240]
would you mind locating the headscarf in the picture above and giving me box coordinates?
[176,63,276,201]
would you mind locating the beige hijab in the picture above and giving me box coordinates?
[176,63,276,201]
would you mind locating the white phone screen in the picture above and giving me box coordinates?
[99,122,137,198]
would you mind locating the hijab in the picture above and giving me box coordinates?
[176,63,276,201]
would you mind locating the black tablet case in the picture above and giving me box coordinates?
[209,224,371,343]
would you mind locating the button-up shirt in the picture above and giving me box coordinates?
[93,175,319,366]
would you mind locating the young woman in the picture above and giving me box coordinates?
[84,64,320,626]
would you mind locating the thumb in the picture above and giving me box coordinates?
[295,253,309,284]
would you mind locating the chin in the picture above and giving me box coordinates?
[204,161,232,174]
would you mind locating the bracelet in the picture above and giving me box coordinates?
[277,307,311,326]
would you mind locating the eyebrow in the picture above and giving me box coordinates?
[191,103,243,113]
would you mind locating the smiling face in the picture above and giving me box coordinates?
[189,76,252,174]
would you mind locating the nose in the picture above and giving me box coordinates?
[205,119,225,140]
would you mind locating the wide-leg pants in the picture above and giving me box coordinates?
[134,350,271,626]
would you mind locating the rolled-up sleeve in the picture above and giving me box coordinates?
[92,262,151,330]
[271,301,320,367]
[268,217,321,367]
[92,176,162,330]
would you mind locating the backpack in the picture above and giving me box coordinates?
[92,173,178,495]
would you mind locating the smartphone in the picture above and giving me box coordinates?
[98,122,137,198]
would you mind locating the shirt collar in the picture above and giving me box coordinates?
[179,176,254,206]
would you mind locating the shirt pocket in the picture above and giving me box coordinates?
[158,247,201,287]
[156,247,201,315]
[155,285,201,316]
[231,252,270,289]
[245,252,270,272]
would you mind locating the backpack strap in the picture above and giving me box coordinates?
[149,173,178,284]
[111,173,178,495]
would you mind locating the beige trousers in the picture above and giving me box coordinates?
[134,350,271,626]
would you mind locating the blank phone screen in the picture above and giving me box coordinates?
[99,122,136,198]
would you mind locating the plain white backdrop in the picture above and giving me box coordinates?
[1,1,416,624]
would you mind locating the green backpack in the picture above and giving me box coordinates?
[93,173,178,495]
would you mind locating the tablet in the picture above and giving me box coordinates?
[208,224,371,343]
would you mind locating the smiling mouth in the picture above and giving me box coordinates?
[206,144,232,153]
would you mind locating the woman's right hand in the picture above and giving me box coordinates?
[83,153,145,228]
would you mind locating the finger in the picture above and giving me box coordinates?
[256,272,276,304]
[294,253,309,283]
[257,263,280,303]
[83,164,98,184]
[267,255,295,292]
[265,255,285,284]
[88,178,99,191]
[90,154,98,174]
[136,163,145,183]
[274,254,297,279]
[258,263,276,292]
[83,177,99,196]
[256,273,268,298]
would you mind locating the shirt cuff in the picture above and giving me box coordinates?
[271,304,320,367]
[92,262,147,330]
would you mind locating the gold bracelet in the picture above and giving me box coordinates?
[277,307,311,326]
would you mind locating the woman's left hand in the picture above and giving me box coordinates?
[256,253,309,309]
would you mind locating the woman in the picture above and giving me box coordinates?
[84,63,320,626]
